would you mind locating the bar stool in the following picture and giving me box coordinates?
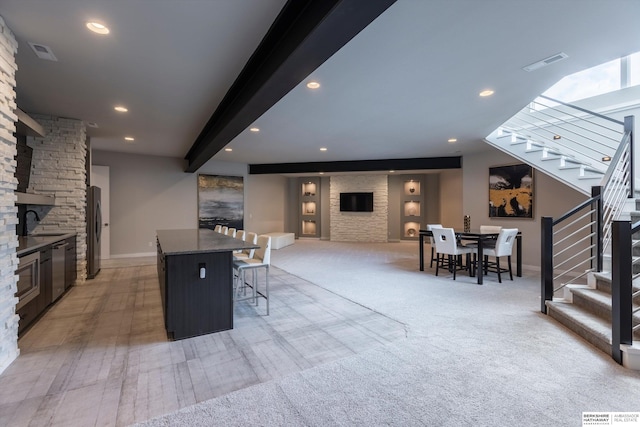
[233,235,271,314]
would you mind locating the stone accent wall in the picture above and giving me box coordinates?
[0,16,19,374]
[330,175,388,242]
[27,116,87,282]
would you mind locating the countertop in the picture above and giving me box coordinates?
[18,232,77,256]
[157,229,259,255]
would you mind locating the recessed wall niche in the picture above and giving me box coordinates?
[400,176,425,240]
[298,177,320,237]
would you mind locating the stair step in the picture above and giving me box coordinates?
[546,300,612,354]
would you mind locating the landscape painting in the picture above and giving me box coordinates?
[489,164,533,218]
[198,174,244,230]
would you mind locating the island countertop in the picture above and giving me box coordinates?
[157,229,258,255]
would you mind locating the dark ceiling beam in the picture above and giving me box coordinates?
[248,156,462,175]
[184,0,397,173]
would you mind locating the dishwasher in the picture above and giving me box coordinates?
[52,241,68,301]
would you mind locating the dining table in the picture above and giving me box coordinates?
[418,229,522,285]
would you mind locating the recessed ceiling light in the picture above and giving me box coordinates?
[389,170,395,173]
[479,89,494,97]
[602,156,612,162]
[114,106,128,112]
[553,135,561,140]
[306,81,320,89]
[319,172,324,175]
[320,147,327,151]
[448,138,457,143]
[124,136,134,142]
[250,127,260,132]
[86,22,110,35]
[225,148,233,152]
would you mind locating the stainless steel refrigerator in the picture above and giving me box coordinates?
[87,186,102,279]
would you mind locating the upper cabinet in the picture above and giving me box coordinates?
[15,109,54,205]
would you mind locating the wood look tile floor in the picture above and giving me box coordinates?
[0,262,407,427]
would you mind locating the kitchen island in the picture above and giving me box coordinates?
[156,228,258,340]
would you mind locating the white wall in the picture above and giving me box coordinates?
[245,174,287,234]
[463,146,586,269]
[92,151,287,256]
[439,169,463,229]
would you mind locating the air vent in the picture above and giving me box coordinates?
[28,42,58,61]
[522,52,568,72]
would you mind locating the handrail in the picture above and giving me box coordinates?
[539,95,625,126]
[553,194,600,225]
[600,132,631,187]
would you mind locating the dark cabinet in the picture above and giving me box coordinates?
[64,236,77,289]
[16,246,51,335]
[157,243,233,340]
[39,246,52,309]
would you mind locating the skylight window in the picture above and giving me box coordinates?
[543,58,621,103]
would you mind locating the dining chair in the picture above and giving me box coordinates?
[213,225,223,233]
[479,225,502,249]
[227,227,237,238]
[233,235,271,315]
[483,228,518,282]
[221,226,229,235]
[432,227,475,280]
[426,224,442,268]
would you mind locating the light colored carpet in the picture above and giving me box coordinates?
[135,240,640,426]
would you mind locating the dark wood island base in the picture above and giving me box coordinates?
[156,229,258,340]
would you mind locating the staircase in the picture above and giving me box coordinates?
[485,95,640,368]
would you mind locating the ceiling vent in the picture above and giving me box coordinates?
[522,52,568,72]
[28,42,58,61]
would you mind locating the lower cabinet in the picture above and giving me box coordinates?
[157,247,233,340]
[17,246,52,335]
[64,236,77,289]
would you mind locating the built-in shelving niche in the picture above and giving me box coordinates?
[298,177,320,237]
[400,176,425,240]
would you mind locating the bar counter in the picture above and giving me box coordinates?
[156,228,258,340]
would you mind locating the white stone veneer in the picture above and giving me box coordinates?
[0,16,20,375]
[330,175,388,242]
[27,115,87,282]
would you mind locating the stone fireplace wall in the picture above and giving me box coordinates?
[27,116,87,282]
[0,16,20,374]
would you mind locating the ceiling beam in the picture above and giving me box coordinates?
[184,0,397,173]
[249,156,462,174]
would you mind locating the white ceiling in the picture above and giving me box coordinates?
[2,0,640,170]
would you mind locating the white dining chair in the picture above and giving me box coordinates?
[432,227,475,280]
[213,225,223,233]
[426,224,442,268]
[227,227,237,238]
[483,228,518,282]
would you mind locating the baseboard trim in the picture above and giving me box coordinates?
[110,252,155,259]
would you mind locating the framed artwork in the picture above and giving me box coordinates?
[489,164,533,218]
[197,174,244,230]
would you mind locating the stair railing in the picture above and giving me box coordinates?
[501,95,625,172]
[540,108,634,314]
[611,219,640,365]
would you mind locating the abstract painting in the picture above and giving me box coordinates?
[198,174,244,230]
[489,164,533,218]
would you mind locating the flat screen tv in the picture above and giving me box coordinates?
[340,192,374,212]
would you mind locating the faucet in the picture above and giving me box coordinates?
[22,209,40,236]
